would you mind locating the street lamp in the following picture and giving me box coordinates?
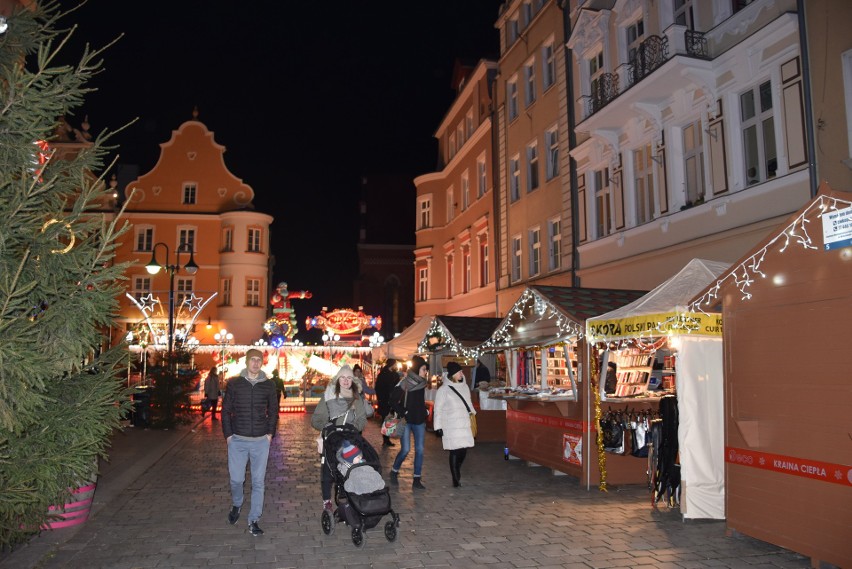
[145,242,198,369]
[214,329,233,373]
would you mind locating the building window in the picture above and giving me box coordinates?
[626,19,645,67]
[511,235,522,283]
[463,247,471,294]
[178,228,195,250]
[135,226,153,252]
[176,277,193,307]
[479,238,489,286]
[418,266,428,302]
[524,58,537,107]
[589,51,604,99]
[461,170,470,210]
[634,144,656,224]
[520,1,532,28]
[221,278,231,306]
[247,227,262,252]
[448,133,456,158]
[595,168,614,238]
[246,278,261,307]
[542,41,556,91]
[417,196,432,229]
[548,218,561,271]
[182,183,197,205]
[545,128,559,181]
[741,80,777,184]
[683,121,705,204]
[132,276,151,301]
[526,142,540,193]
[477,156,487,198]
[446,187,454,223]
[732,0,757,13]
[510,156,521,202]
[466,110,474,139]
[508,77,519,121]
[674,0,695,29]
[457,123,464,150]
[446,255,454,298]
[528,227,541,277]
[507,17,520,46]
[222,227,233,252]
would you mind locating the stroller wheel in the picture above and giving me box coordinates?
[383,520,397,542]
[321,509,335,536]
[351,526,365,548]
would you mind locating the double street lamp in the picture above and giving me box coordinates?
[145,242,198,368]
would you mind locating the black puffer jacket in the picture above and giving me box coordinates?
[221,372,278,439]
[390,372,428,425]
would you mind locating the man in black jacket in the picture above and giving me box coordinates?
[375,359,400,447]
[222,349,278,536]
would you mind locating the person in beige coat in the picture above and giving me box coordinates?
[433,362,475,487]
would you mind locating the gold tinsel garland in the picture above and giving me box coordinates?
[591,347,607,492]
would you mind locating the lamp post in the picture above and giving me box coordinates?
[214,329,234,374]
[145,242,198,371]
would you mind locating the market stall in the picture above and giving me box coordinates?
[586,258,729,517]
[372,316,433,362]
[478,286,646,485]
[687,186,851,567]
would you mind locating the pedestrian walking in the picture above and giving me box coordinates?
[221,349,278,536]
[202,366,220,420]
[271,368,285,411]
[433,362,475,487]
[388,355,430,490]
[375,359,399,447]
[311,364,369,512]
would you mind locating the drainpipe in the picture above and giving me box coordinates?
[558,0,581,287]
[797,0,818,197]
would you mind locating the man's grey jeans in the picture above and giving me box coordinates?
[227,434,271,524]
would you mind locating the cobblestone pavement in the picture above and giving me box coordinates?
[3,412,810,568]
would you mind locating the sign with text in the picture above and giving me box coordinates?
[726,447,852,486]
[822,205,852,250]
[562,433,582,466]
[587,311,723,340]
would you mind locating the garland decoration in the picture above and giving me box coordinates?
[591,347,607,492]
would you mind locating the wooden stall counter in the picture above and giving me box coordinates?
[505,397,584,479]
[472,391,506,443]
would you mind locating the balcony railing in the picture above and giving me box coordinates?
[584,72,620,117]
[685,29,709,58]
[628,35,669,87]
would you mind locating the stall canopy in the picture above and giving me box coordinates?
[416,315,502,356]
[372,315,433,361]
[587,258,730,520]
[480,286,647,351]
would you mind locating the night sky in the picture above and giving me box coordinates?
[59,0,503,339]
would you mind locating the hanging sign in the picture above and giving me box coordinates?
[562,433,583,466]
[822,205,852,250]
[587,311,722,339]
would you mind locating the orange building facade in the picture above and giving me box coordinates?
[113,116,273,347]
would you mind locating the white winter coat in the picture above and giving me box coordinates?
[433,380,475,450]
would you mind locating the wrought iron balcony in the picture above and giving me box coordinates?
[584,72,620,117]
[685,29,709,58]
[627,35,669,87]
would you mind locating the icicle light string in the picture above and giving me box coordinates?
[478,290,583,353]
[690,195,852,312]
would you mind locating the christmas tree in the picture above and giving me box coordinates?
[0,2,131,546]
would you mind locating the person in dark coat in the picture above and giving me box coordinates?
[374,359,400,447]
[473,359,491,388]
[388,355,429,490]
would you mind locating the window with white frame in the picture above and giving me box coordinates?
[466,109,474,139]
[528,227,541,277]
[542,41,556,91]
[222,227,233,252]
[246,278,261,307]
[524,58,537,107]
[418,266,428,302]
[446,255,454,298]
[457,123,465,150]
[446,187,454,223]
[595,168,614,238]
[182,183,197,205]
[463,246,471,293]
[626,19,645,66]
[511,235,522,282]
[740,80,777,184]
[477,156,487,198]
[508,76,519,121]
[520,1,532,28]
[135,226,153,252]
[461,170,470,210]
[507,17,520,46]
[634,144,656,224]
[526,142,540,193]
[510,155,521,202]
[221,278,231,306]
[176,277,193,307]
[479,237,489,286]
[589,51,604,100]
[132,276,151,301]
[683,121,705,204]
[417,196,432,229]
[448,133,456,158]
[548,218,561,271]
[178,228,195,250]
[247,227,262,252]
[674,0,695,29]
[545,127,559,180]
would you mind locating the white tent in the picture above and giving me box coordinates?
[587,258,729,520]
[371,316,434,362]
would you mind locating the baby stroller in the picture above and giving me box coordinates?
[320,423,400,547]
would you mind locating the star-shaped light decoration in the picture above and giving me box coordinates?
[138,293,161,316]
[182,293,205,314]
